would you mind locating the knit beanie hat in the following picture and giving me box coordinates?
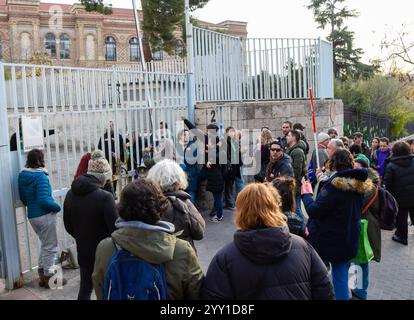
[318,132,331,143]
[87,150,112,183]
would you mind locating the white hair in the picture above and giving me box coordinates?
[147,159,188,193]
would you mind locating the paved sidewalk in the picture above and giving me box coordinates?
[1,209,413,300]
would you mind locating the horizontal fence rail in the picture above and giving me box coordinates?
[2,62,188,278]
[114,59,187,74]
[193,27,334,102]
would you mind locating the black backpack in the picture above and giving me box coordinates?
[378,187,399,231]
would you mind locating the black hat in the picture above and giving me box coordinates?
[293,123,305,131]
[207,123,219,131]
[270,139,283,147]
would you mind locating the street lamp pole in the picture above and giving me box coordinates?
[131,0,153,132]
[185,0,196,123]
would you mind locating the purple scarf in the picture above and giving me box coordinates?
[377,147,391,177]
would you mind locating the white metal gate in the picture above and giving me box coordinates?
[193,27,334,102]
[0,63,188,286]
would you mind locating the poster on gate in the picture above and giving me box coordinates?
[21,115,44,153]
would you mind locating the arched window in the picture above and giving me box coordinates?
[152,49,163,61]
[129,37,140,62]
[44,33,56,58]
[60,34,70,59]
[105,36,116,61]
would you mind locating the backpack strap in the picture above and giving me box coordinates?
[112,240,122,252]
[362,185,379,214]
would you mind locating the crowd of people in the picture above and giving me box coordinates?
[16,118,414,300]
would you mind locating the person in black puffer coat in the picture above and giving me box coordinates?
[63,151,118,300]
[384,141,414,245]
[205,124,227,222]
[201,183,334,300]
[301,149,371,300]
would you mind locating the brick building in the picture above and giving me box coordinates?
[0,0,248,68]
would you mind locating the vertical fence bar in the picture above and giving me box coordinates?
[0,62,21,289]
[287,38,292,99]
[297,39,302,98]
[316,38,321,98]
[270,39,275,100]
[292,39,297,99]
[263,39,268,100]
[280,39,286,99]
[258,39,263,100]
[303,39,308,99]
[253,39,258,100]
[247,39,253,100]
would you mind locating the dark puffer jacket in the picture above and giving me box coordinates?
[201,227,334,300]
[63,174,118,268]
[362,169,381,262]
[383,154,414,209]
[265,154,295,182]
[302,169,371,263]
[162,190,206,251]
[287,140,308,195]
[206,142,227,193]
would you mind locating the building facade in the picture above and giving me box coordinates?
[0,0,248,68]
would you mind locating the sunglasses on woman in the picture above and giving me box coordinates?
[270,148,282,152]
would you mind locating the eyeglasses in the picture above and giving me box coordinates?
[344,144,349,147]
[270,148,282,152]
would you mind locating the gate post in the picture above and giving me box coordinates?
[185,0,196,123]
[0,62,21,289]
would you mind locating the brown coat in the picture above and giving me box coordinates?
[162,190,206,252]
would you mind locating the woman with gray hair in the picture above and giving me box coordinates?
[147,159,205,251]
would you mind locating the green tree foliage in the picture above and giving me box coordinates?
[307,0,377,79]
[336,75,414,138]
[142,0,210,56]
[80,0,113,15]
[335,79,370,112]
[389,106,414,138]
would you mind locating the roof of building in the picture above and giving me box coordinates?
[39,3,72,12]
[39,2,137,19]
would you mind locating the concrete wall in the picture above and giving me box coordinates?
[193,99,344,212]
[195,99,344,154]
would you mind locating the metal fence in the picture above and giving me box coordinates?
[114,59,187,74]
[0,62,188,286]
[193,27,334,102]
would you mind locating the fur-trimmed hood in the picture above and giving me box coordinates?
[330,169,372,194]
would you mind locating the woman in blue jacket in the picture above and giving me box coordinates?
[176,129,199,205]
[301,149,371,300]
[18,149,66,288]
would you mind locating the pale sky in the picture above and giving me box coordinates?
[50,0,414,71]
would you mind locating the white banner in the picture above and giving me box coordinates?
[22,116,44,152]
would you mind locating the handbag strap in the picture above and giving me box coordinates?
[362,185,379,214]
